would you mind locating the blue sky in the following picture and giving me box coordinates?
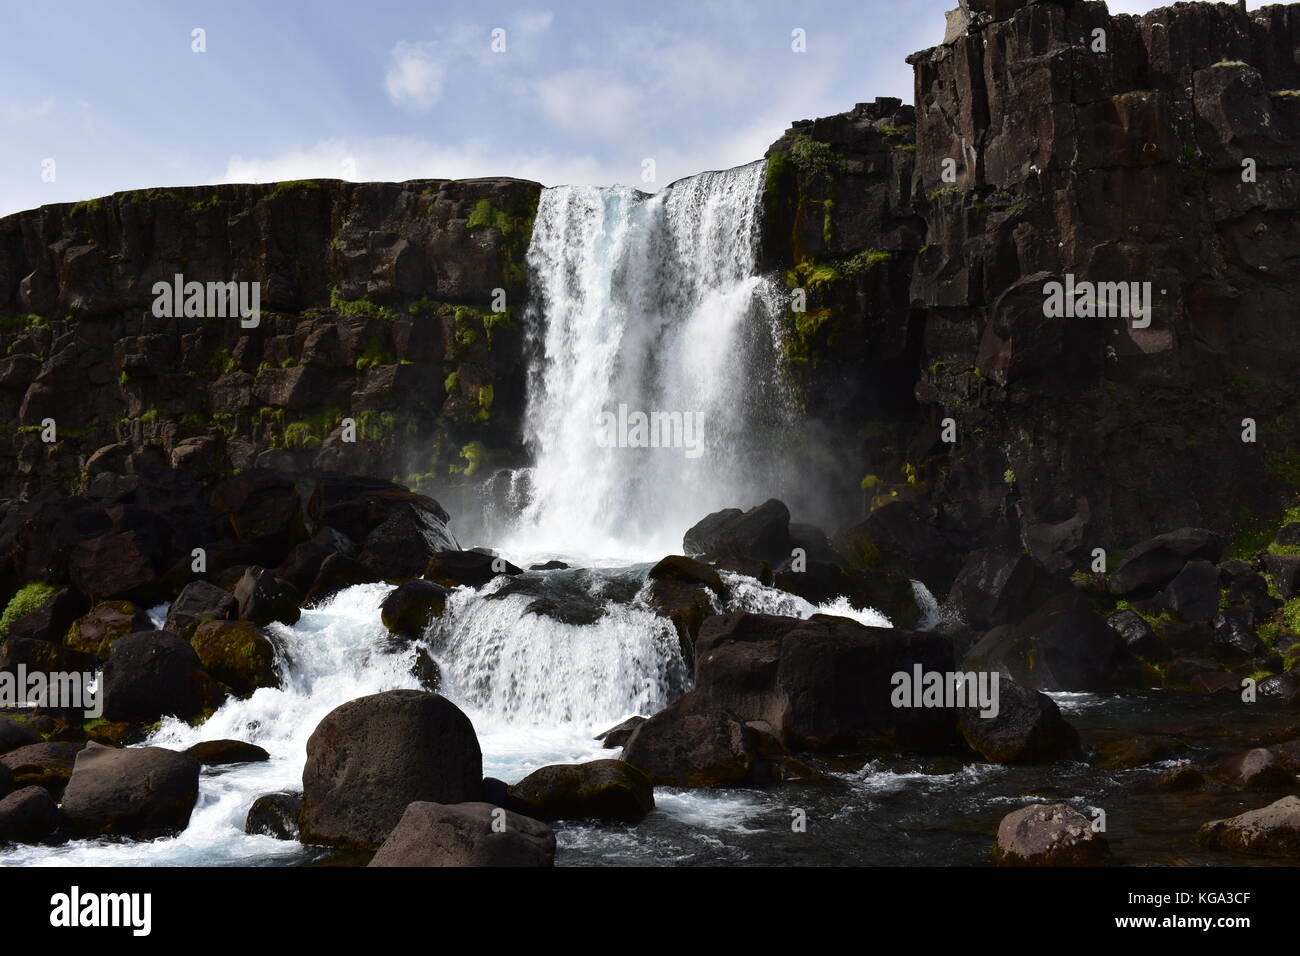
[1,0,1216,217]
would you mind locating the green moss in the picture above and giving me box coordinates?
[456,441,489,477]
[264,180,323,201]
[355,336,395,372]
[1267,450,1300,488]
[467,200,512,234]
[356,409,397,442]
[283,422,321,450]
[0,582,57,638]
[329,288,397,321]
[443,371,459,394]
[788,134,837,178]
[136,408,159,423]
[1003,469,1017,487]
[208,347,236,375]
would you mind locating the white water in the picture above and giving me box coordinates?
[0,568,898,866]
[499,162,794,561]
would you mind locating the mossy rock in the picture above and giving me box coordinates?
[65,601,150,660]
[191,620,279,698]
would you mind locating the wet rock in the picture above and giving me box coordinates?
[993,803,1111,866]
[487,572,613,626]
[0,786,58,843]
[528,560,569,571]
[102,630,221,723]
[233,567,301,627]
[1216,747,1298,791]
[694,612,961,752]
[1258,671,1300,705]
[300,690,483,850]
[424,550,522,589]
[946,550,1062,630]
[507,759,654,823]
[368,801,555,868]
[1197,796,1300,861]
[60,742,200,838]
[4,587,87,643]
[831,500,957,592]
[1191,672,1241,695]
[164,581,238,639]
[648,555,725,596]
[964,591,1135,692]
[0,638,97,688]
[1092,734,1185,770]
[358,500,458,583]
[0,741,86,792]
[684,499,795,567]
[184,739,271,766]
[1162,560,1220,623]
[380,579,449,638]
[245,791,302,840]
[410,647,441,692]
[645,579,715,653]
[1212,607,1263,664]
[714,557,773,585]
[595,715,646,749]
[1148,761,1205,793]
[65,600,153,660]
[1106,609,1170,661]
[191,619,279,697]
[958,678,1081,764]
[303,553,380,605]
[1108,528,1226,597]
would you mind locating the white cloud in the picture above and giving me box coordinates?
[384,41,445,110]
[535,69,643,145]
[4,98,55,123]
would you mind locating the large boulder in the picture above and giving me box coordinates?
[423,550,522,589]
[3,587,87,643]
[300,690,483,850]
[830,500,958,593]
[380,579,448,638]
[1108,528,1226,597]
[60,743,200,838]
[0,715,40,756]
[0,741,85,792]
[368,801,555,867]
[233,567,301,627]
[958,678,1081,764]
[993,803,1112,866]
[621,692,810,788]
[190,620,279,697]
[101,630,220,723]
[1197,796,1300,860]
[1106,609,1170,661]
[692,612,961,752]
[1162,560,1219,623]
[507,760,654,823]
[65,600,153,660]
[359,502,458,583]
[1264,555,1300,599]
[164,580,238,639]
[946,550,1058,630]
[647,555,725,596]
[964,591,1136,692]
[0,786,58,843]
[683,499,795,566]
[184,739,270,767]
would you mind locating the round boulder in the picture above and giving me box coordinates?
[368,801,555,867]
[993,802,1112,866]
[59,742,201,838]
[507,759,654,823]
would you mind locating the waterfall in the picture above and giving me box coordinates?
[501,161,795,561]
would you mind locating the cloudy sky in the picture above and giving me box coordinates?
[0,0,1223,217]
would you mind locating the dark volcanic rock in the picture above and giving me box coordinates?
[60,742,201,838]
[424,550,523,589]
[0,715,40,756]
[368,801,555,867]
[4,587,87,643]
[190,619,279,697]
[1109,529,1227,597]
[1106,609,1170,661]
[958,678,1081,764]
[233,567,301,627]
[0,741,85,792]
[165,580,238,639]
[683,499,795,566]
[647,555,726,596]
[102,630,220,723]
[300,690,483,850]
[245,791,302,840]
[507,759,654,823]
[772,558,919,627]
[1197,796,1300,861]
[65,600,153,660]
[0,786,58,843]
[595,715,647,749]
[1162,560,1220,623]
[184,739,271,767]
[380,579,449,637]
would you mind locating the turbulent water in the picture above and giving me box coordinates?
[498,162,794,560]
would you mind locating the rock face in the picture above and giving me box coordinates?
[506,760,655,823]
[59,743,201,838]
[367,801,556,867]
[101,630,220,722]
[299,689,483,850]
[993,802,1112,866]
[0,178,540,534]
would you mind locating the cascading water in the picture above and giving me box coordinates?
[500,161,795,560]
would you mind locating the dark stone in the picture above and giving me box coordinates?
[1198,797,1300,861]
[245,791,302,840]
[1216,747,1298,791]
[423,550,523,589]
[65,600,153,660]
[367,801,555,867]
[1212,607,1263,664]
[831,500,957,593]
[102,630,220,722]
[714,557,773,585]
[233,567,301,627]
[0,786,58,843]
[507,759,654,823]
[60,742,201,838]
[1264,554,1300,599]
[300,690,483,850]
[773,558,919,627]
[184,739,271,766]
[358,500,457,583]
[993,803,1111,866]
[1106,609,1170,661]
[191,619,279,697]
[946,550,1052,630]
[683,499,795,566]
[165,581,238,639]
[958,678,1081,764]
[1109,528,1226,597]
[647,555,725,596]
[528,560,569,571]
[4,587,87,643]
[303,553,381,605]
[1162,560,1220,623]
[0,715,40,756]
[0,740,85,792]
[380,579,448,638]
